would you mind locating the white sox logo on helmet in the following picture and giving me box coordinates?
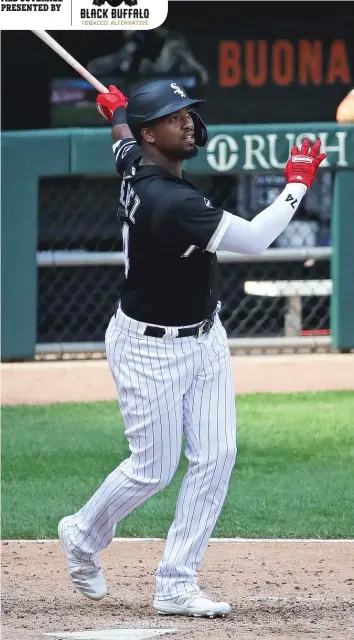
[170,83,186,98]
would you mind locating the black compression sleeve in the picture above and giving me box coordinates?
[112,107,127,126]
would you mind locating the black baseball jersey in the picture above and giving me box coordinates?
[113,138,231,326]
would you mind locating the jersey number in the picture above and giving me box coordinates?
[122,222,130,278]
[120,181,140,278]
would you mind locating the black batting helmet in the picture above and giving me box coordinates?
[126,79,208,147]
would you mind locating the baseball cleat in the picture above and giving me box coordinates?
[153,587,232,618]
[58,516,108,601]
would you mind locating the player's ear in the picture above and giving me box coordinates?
[141,127,155,144]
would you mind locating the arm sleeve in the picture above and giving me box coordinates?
[217,183,307,254]
[112,138,142,176]
[154,191,232,253]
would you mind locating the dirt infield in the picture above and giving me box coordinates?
[2,540,353,640]
[2,353,354,639]
[2,353,354,405]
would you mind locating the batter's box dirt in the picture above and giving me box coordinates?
[2,541,353,640]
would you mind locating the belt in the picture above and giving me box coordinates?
[144,313,216,339]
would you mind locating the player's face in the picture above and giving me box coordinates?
[143,108,198,160]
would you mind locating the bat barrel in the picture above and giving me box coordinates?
[32,30,108,94]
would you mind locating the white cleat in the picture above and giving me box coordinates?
[58,516,108,601]
[153,587,232,618]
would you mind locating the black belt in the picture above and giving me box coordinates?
[144,313,216,339]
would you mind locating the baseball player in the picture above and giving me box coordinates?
[58,81,326,618]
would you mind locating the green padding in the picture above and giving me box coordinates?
[1,124,353,359]
[1,133,71,361]
[331,170,354,351]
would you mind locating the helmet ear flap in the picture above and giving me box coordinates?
[190,111,208,147]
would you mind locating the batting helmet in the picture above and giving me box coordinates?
[126,79,208,147]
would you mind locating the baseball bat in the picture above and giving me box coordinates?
[32,30,108,94]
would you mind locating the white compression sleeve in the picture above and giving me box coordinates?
[217,183,307,255]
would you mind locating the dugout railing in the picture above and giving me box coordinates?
[1,124,354,361]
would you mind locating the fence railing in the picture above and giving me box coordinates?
[37,247,333,267]
[36,247,332,356]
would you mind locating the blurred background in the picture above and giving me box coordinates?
[2,4,353,130]
[1,2,354,360]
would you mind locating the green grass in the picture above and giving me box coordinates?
[2,391,354,539]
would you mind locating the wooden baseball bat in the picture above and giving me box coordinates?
[32,30,108,94]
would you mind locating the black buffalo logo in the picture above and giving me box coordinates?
[93,0,137,6]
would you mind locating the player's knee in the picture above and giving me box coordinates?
[143,472,174,494]
[213,442,237,469]
[136,460,179,492]
[226,442,237,468]
[230,443,237,468]
[158,462,179,489]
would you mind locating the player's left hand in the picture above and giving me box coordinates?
[96,85,128,121]
[284,139,327,189]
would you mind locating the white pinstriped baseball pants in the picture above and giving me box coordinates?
[65,307,237,600]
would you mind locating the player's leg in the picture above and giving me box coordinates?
[59,310,187,596]
[155,316,237,614]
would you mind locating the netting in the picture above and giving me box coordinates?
[37,171,333,355]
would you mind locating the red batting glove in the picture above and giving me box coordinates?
[96,84,128,121]
[284,139,327,189]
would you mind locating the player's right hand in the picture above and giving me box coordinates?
[284,139,327,189]
[96,85,128,121]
